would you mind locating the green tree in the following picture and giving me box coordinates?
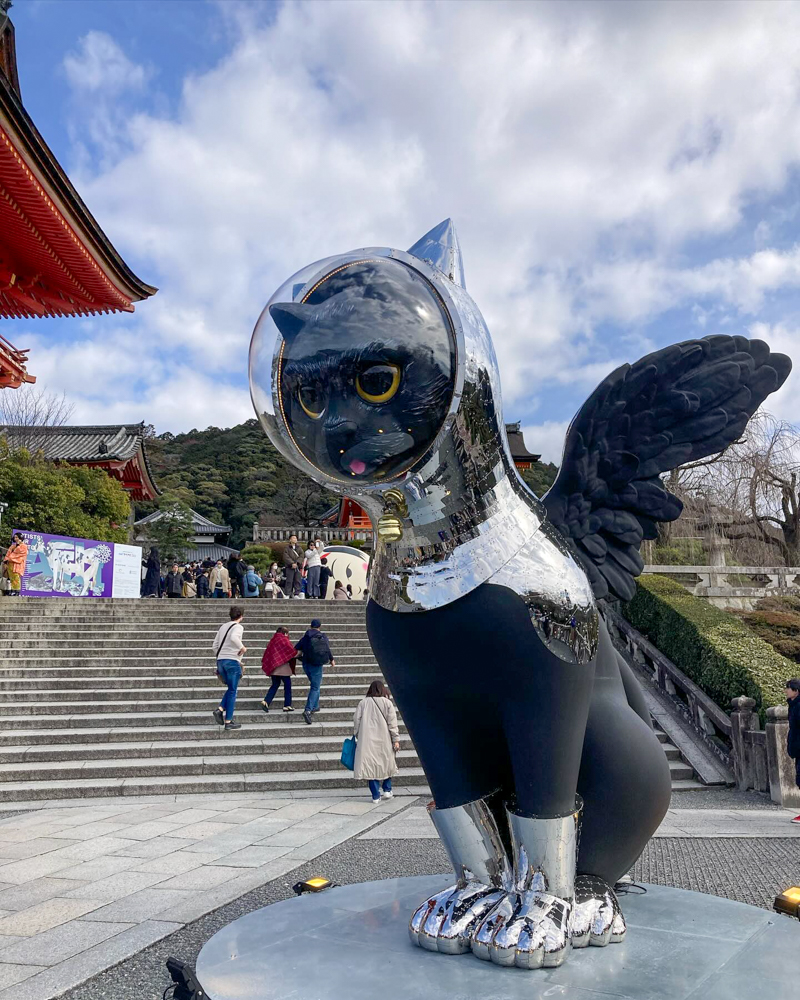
[142,499,195,563]
[520,461,559,498]
[0,441,130,545]
[241,544,277,574]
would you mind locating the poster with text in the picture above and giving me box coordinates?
[14,530,142,599]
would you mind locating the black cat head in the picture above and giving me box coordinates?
[269,258,456,485]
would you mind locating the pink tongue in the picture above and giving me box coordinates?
[349,459,366,475]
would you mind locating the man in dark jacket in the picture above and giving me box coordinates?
[165,564,183,599]
[283,535,304,598]
[786,679,800,823]
[295,618,335,725]
[197,570,210,599]
[318,556,332,600]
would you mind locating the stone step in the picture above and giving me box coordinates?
[0,767,427,803]
[0,692,374,716]
[0,664,378,679]
[0,732,416,763]
[1,659,378,670]
[0,672,382,692]
[0,679,385,700]
[0,720,388,746]
[0,748,421,783]
[0,706,369,730]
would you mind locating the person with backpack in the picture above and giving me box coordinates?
[260,626,296,713]
[353,681,400,802]
[243,564,263,598]
[212,606,246,731]
[318,556,332,599]
[294,617,335,725]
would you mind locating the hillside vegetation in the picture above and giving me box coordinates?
[138,420,336,548]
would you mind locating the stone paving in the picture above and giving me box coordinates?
[0,788,798,999]
[0,789,416,999]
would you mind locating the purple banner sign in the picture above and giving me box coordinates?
[13,530,142,599]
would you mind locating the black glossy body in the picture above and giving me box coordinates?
[367,585,671,885]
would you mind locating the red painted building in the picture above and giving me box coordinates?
[0,2,155,385]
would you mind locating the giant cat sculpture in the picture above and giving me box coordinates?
[249,220,790,970]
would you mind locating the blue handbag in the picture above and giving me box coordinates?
[340,736,356,771]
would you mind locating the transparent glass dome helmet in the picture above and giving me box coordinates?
[249,247,461,496]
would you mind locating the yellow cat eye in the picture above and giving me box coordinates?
[297,385,325,419]
[356,363,401,404]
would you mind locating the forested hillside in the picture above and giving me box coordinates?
[137,420,336,548]
[138,420,559,549]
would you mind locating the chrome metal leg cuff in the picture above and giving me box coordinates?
[507,797,581,900]
[430,798,512,890]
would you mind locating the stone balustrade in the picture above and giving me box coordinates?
[642,565,800,608]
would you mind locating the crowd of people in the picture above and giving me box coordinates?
[212,609,398,799]
[141,536,360,600]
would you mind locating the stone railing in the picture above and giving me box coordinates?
[252,525,373,545]
[643,565,800,609]
[605,606,799,807]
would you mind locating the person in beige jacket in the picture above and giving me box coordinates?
[209,561,231,598]
[353,681,400,802]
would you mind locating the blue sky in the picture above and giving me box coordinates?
[5,0,800,461]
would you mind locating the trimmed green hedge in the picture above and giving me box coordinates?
[621,574,792,715]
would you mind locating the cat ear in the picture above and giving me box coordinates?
[268,302,310,340]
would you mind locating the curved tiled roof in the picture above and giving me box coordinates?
[1,422,144,461]
[135,506,231,535]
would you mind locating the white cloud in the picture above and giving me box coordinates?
[27,0,800,434]
[522,420,570,467]
[63,31,149,93]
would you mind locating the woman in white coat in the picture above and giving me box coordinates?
[353,681,400,802]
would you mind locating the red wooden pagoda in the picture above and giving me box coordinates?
[0,2,155,385]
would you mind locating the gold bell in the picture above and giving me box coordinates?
[377,513,404,542]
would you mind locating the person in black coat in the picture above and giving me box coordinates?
[141,547,160,598]
[318,557,332,600]
[786,679,800,824]
[197,571,210,599]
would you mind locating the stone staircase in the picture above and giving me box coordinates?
[0,599,697,802]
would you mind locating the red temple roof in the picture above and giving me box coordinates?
[0,4,155,324]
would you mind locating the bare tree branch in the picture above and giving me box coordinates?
[0,387,74,455]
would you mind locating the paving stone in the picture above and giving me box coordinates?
[104,821,186,842]
[211,807,275,824]
[0,919,130,967]
[0,964,46,989]
[206,846,293,868]
[64,871,168,902]
[109,837,196,859]
[0,920,180,1000]
[155,865,244,892]
[168,821,235,841]
[323,800,380,816]
[0,856,79,886]
[0,880,89,913]
[0,899,104,937]
[46,837,139,862]
[130,851,207,876]
[54,855,141,882]
[0,841,75,861]
[83,888,197,924]
[49,822,131,842]
[178,830,264,855]
[156,808,222,825]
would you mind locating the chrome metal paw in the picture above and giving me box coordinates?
[570,875,626,948]
[409,882,507,955]
[471,889,572,969]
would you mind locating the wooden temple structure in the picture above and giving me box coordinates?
[0,422,161,502]
[0,1,155,386]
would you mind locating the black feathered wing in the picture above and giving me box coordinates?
[540,335,791,601]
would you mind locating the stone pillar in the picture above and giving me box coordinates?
[766,705,800,809]
[730,696,759,790]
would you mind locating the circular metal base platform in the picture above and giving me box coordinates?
[196,873,798,1000]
